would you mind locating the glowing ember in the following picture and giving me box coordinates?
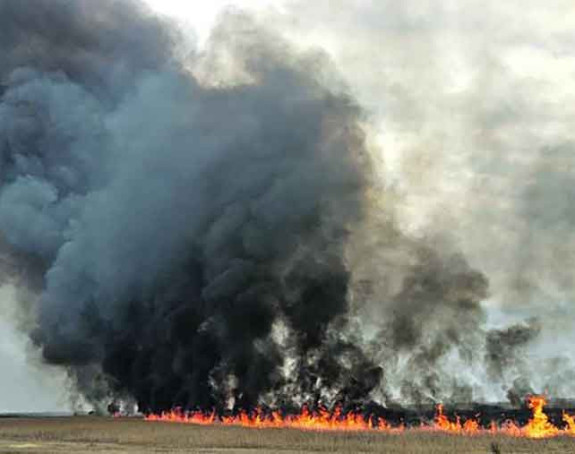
[145,395,575,438]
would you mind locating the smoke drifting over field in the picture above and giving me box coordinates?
[0,0,572,412]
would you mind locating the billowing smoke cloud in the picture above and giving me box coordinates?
[0,0,385,412]
[0,0,565,412]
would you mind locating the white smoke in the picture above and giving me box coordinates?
[268,0,575,400]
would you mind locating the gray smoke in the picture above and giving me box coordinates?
[0,0,558,411]
[276,0,575,308]
[271,0,575,404]
[0,0,383,412]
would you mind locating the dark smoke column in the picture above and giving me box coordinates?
[0,0,380,412]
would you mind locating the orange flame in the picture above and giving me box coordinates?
[562,411,575,435]
[521,396,560,438]
[145,395,575,438]
[146,405,386,432]
[432,404,480,435]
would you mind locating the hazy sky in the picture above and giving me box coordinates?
[0,285,68,412]
[144,0,282,45]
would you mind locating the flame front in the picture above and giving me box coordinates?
[145,395,575,438]
[146,405,388,432]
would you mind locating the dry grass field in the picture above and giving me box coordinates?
[1,417,574,453]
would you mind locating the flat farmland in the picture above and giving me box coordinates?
[1,417,574,453]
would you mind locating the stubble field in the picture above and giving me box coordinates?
[0,417,574,453]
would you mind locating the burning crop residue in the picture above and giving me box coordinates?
[145,396,575,439]
[505,395,560,438]
[432,403,480,434]
[431,396,574,438]
[147,405,391,432]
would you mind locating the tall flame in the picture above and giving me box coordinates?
[145,395,575,438]
[522,396,560,438]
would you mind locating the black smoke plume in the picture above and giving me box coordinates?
[0,0,539,412]
[0,0,382,412]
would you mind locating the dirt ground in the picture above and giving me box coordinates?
[1,417,574,453]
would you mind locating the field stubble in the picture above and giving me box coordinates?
[0,417,574,453]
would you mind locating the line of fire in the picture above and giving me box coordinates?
[126,395,575,439]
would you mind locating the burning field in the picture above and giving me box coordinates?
[1,409,575,454]
[144,395,575,439]
[4,396,575,453]
[1,1,575,453]
[1,402,575,454]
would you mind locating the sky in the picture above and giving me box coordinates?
[0,285,68,413]
[2,0,575,411]
[143,0,282,45]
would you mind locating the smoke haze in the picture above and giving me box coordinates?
[272,0,575,403]
[1,0,574,412]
